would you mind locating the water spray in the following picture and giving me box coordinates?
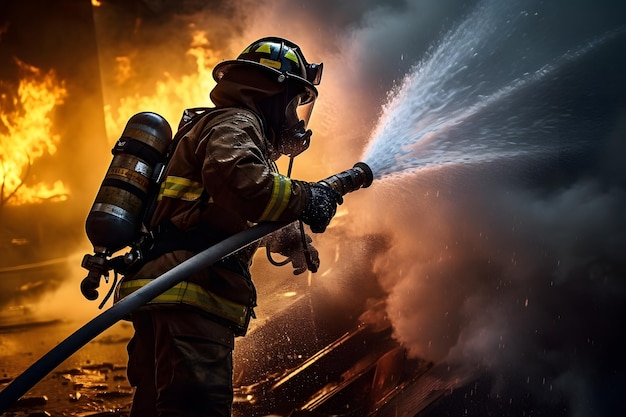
[360,1,621,180]
[0,162,373,413]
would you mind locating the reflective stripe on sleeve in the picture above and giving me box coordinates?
[258,173,292,221]
[117,279,249,327]
[158,176,205,201]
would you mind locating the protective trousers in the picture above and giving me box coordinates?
[126,308,235,417]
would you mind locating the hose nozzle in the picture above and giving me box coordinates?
[319,162,374,197]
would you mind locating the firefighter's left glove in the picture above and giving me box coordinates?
[264,222,320,274]
[301,182,343,233]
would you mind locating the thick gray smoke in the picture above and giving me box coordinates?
[82,2,626,414]
[4,1,624,415]
[259,0,626,416]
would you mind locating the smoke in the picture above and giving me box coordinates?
[355,155,626,414]
[3,1,625,414]
[305,0,626,415]
[85,1,626,414]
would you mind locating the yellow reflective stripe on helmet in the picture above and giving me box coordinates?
[118,279,249,326]
[258,173,292,221]
[158,176,204,201]
[284,49,299,64]
[255,43,272,54]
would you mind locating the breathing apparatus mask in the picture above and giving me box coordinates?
[277,89,317,157]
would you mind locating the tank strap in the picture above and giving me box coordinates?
[125,219,246,276]
[150,219,220,256]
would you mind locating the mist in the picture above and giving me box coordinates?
[305,0,626,415]
[260,0,626,415]
[2,0,625,415]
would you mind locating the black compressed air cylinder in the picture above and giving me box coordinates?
[85,112,172,255]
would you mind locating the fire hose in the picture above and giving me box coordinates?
[0,162,373,413]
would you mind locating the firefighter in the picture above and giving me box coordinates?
[114,37,341,417]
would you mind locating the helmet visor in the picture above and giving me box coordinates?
[286,92,315,130]
[277,92,316,157]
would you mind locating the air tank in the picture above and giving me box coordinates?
[85,112,172,256]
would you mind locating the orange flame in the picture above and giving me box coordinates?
[103,30,219,141]
[0,59,69,206]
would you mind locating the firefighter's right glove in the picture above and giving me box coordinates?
[301,182,343,233]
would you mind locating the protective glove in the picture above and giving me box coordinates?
[301,182,343,233]
[263,222,320,274]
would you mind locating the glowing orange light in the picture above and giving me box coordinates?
[0,59,69,206]
[103,30,219,142]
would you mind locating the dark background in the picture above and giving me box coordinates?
[1,1,625,415]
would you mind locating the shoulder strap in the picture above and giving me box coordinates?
[142,107,215,226]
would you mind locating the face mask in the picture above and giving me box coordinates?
[278,92,315,157]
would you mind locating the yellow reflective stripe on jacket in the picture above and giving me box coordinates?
[117,279,248,327]
[258,173,292,221]
[158,176,205,201]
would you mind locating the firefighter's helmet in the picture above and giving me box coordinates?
[213,37,323,104]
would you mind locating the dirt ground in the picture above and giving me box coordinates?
[0,312,134,416]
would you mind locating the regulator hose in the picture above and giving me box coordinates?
[0,221,289,413]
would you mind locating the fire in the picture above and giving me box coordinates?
[0,59,69,206]
[103,30,219,141]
